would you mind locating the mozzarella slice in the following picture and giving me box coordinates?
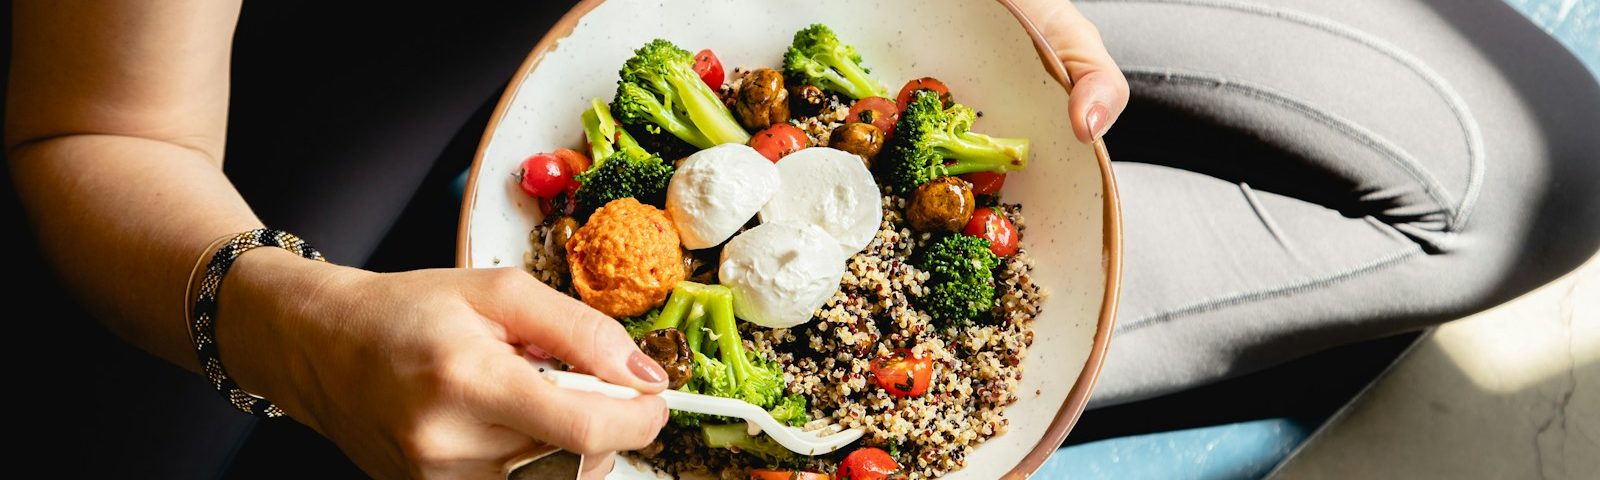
[719,222,846,328]
[666,143,781,249]
[758,147,882,259]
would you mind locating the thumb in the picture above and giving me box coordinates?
[1016,0,1129,143]
[476,269,668,393]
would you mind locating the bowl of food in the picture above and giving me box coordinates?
[457,0,1121,477]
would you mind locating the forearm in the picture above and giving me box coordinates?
[9,134,266,370]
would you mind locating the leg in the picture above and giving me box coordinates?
[1077,0,1600,405]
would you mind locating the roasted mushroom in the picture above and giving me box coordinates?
[733,68,790,130]
[828,122,884,166]
[542,216,579,269]
[638,328,693,389]
[788,84,827,118]
[906,176,976,233]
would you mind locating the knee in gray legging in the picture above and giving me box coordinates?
[1078,0,1600,406]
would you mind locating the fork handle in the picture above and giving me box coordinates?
[541,370,757,417]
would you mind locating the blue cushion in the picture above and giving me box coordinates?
[1036,418,1309,480]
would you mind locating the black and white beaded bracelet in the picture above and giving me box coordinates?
[190,228,325,417]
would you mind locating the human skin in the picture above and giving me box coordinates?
[4,1,1124,478]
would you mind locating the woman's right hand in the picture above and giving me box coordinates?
[216,248,669,479]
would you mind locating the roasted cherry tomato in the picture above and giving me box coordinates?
[750,470,830,480]
[554,148,591,177]
[846,96,899,136]
[896,76,952,109]
[749,123,808,162]
[518,152,572,199]
[837,448,900,480]
[554,147,591,190]
[870,349,933,397]
[693,49,725,90]
[963,207,1018,257]
[959,171,1007,195]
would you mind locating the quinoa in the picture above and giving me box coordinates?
[527,193,1049,478]
[524,222,572,294]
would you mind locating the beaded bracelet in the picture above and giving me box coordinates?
[190,228,325,417]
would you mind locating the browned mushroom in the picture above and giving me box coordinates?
[638,328,693,389]
[543,216,579,269]
[789,84,827,118]
[828,123,884,166]
[906,176,976,233]
[733,68,790,130]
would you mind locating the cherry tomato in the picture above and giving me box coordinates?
[963,208,1018,257]
[837,448,900,480]
[846,97,899,136]
[693,49,725,90]
[553,147,589,188]
[749,123,808,162]
[959,172,1007,195]
[750,470,830,480]
[870,349,933,397]
[896,77,953,109]
[518,152,572,199]
[554,148,591,176]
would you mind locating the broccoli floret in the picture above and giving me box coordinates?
[613,39,750,149]
[879,90,1030,193]
[638,282,810,432]
[766,394,811,427]
[620,309,658,340]
[915,235,1000,326]
[651,283,788,407]
[575,98,674,216]
[702,423,794,462]
[783,24,888,100]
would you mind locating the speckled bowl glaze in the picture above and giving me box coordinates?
[456,0,1122,477]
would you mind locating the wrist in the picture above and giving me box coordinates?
[213,246,364,425]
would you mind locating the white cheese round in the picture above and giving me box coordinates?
[719,222,846,328]
[758,147,882,259]
[666,143,781,249]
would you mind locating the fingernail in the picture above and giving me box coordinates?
[523,344,552,360]
[627,351,668,385]
[1085,102,1110,140]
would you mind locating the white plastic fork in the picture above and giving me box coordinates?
[541,369,864,455]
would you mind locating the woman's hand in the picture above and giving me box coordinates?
[1014,0,1130,143]
[218,249,669,479]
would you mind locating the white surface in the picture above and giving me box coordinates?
[667,144,780,249]
[463,0,1110,477]
[719,222,847,329]
[758,147,882,259]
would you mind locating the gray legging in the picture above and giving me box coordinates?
[1080,0,1600,405]
[5,0,1597,476]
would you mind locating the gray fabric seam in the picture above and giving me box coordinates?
[1238,182,1297,256]
[1119,245,1425,332]
[1083,0,1487,230]
[1121,67,1458,231]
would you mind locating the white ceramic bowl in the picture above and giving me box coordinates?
[457,0,1122,477]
